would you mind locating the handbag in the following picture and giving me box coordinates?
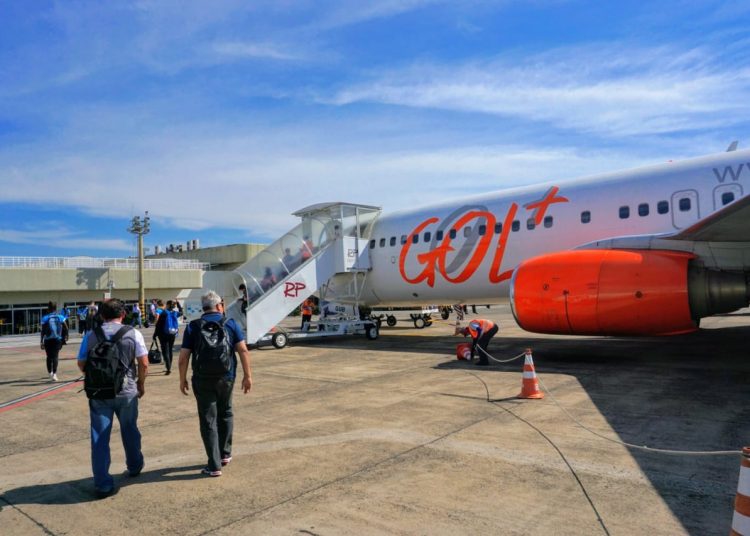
[148,339,162,364]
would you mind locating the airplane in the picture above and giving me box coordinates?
[214,143,750,342]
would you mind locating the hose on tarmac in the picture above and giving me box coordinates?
[470,347,741,457]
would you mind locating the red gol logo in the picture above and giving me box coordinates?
[284,282,306,298]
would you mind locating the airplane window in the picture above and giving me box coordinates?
[544,216,553,228]
[581,211,591,224]
[463,227,472,238]
[526,218,535,230]
[638,203,649,217]
[494,222,502,234]
[412,234,419,244]
[424,231,431,242]
[722,192,735,205]
[369,239,375,249]
[401,235,407,245]
[512,220,520,232]
[436,230,444,241]
[478,224,486,236]
[619,206,630,219]
[389,236,396,247]
[449,229,457,239]
[379,238,386,248]
[657,201,669,214]
[679,198,691,212]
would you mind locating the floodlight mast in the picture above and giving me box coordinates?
[127,211,150,316]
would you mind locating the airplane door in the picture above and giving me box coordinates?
[671,189,700,229]
[713,183,743,211]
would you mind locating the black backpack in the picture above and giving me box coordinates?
[191,318,233,378]
[84,325,132,399]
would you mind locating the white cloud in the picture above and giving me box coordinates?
[0,123,653,242]
[0,229,133,252]
[311,0,446,30]
[330,44,750,137]
[212,41,302,61]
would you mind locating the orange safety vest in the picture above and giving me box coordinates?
[467,319,495,339]
[301,300,313,315]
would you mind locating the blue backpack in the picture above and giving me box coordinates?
[166,310,180,335]
[43,314,64,341]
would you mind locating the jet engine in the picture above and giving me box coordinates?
[510,249,749,336]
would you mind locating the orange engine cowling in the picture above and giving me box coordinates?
[510,249,698,336]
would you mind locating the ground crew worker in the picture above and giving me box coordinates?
[462,319,498,367]
[301,298,314,330]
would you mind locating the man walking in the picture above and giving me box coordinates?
[77,305,88,335]
[84,301,99,333]
[132,302,142,328]
[40,301,68,381]
[462,318,499,367]
[77,299,149,497]
[178,291,252,477]
[154,300,179,375]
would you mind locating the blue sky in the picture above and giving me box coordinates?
[1,1,749,257]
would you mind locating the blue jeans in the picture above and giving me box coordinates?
[89,396,143,492]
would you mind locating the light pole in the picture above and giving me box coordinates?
[127,211,150,316]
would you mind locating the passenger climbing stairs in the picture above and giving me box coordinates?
[226,203,381,344]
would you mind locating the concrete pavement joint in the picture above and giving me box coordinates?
[199,415,496,535]
[0,495,57,536]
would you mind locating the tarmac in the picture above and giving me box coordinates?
[1,306,749,535]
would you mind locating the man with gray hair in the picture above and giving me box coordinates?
[178,290,252,477]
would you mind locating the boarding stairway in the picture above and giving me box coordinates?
[226,202,381,344]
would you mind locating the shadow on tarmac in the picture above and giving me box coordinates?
[0,379,57,387]
[303,325,750,535]
[0,464,206,506]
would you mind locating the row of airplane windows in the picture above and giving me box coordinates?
[369,192,737,249]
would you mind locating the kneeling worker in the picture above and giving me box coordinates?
[462,319,499,366]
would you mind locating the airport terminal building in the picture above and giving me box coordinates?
[0,243,265,336]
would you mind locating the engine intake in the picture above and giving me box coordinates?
[510,249,749,336]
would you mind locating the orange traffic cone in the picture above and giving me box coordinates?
[517,349,544,399]
[456,343,472,361]
[731,447,750,535]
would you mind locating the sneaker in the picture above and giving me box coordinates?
[201,467,222,477]
[95,486,118,499]
[127,463,144,477]
[221,456,232,466]
[52,373,58,381]
[164,369,171,376]
[49,372,54,381]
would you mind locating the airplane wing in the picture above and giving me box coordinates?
[665,193,750,242]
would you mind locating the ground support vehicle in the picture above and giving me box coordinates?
[369,305,440,329]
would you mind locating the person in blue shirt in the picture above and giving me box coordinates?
[178,290,252,477]
[40,301,68,381]
[77,305,88,335]
[154,299,180,375]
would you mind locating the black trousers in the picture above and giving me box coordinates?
[157,334,175,372]
[474,324,499,365]
[301,314,311,329]
[43,339,62,373]
[193,377,234,472]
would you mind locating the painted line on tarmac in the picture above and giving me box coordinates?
[0,378,82,414]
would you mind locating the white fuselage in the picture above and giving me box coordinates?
[356,149,750,306]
